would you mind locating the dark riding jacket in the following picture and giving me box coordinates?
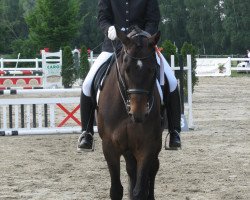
[98,0,161,52]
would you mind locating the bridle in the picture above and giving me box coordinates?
[112,36,157,116]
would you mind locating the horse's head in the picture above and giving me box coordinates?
[115,27,160,123]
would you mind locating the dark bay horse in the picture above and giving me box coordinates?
[97,28,164,200]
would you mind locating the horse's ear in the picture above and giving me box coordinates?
[148,31,161,47]
[116,27,131,46]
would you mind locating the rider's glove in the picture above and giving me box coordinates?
[108,26,117,40]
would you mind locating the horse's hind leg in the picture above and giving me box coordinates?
[102,141,123,200]
[147,158,160,200]
[124,152,137,199]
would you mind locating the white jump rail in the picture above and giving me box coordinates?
[0,51,96,69]
[0,88,82,136]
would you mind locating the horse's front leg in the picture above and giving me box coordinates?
[147,158,160,200]
[132,156,152,200]
[102,140,123,200]
[124,151,137,199]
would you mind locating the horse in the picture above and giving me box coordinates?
[96,27,164,200]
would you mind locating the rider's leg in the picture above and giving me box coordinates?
[156,52,181,148]
[78,52,113,150]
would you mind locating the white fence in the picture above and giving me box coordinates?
[0,50,62,88]
[0,89,82,136]
[0,50,96,88]
[0,55,194,136]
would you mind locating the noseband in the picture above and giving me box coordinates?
[113,41,157,116]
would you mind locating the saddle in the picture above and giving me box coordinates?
[91,54,116,105]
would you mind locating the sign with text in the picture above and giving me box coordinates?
[42,50,62,88]
[196,58,231,76]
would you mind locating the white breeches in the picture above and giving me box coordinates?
[82,52,113,96]
[82,51,177,97]
[155,51,178,92]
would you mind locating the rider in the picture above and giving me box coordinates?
[77,0,181,150]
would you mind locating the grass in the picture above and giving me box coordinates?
[231,70,250,77]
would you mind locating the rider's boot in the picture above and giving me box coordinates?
[164,86,181,148]
[77,92,95,151]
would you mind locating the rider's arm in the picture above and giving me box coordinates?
[98,0,114,36]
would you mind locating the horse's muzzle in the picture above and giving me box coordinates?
[128,100,150,123]
[129,112,148,123]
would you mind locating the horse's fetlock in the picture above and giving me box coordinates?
[110,184,123,200]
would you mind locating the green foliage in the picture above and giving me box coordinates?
[181,42,198,95]
[223,0,250,53]
[0,0,28,54]
[73,0,103,52]
[80,45,90,80]
[25,0,80,52]
[0,0,249,56]
[11,39,38,58]
[159,0,189,48]
[62,46,75,88]
[161,40,177,64]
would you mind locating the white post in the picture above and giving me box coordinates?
[15,53,21,68]
[35,58,39,69]
[228,57,232,76]
[3,106,7,129]
[187,55,194,129]
[90,51,94,66]
[49,104,55,128]
[59,50,63,66]
[38,105,43,128]
[0,58,3,69]
[14,105,19,129]
[171,55,175,68]
[26,105,31,129]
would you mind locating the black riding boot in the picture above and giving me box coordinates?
[77,92,95,151]
[165,86,181,148]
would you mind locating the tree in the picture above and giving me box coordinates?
[159,0,189,50]
[62,46,75,88]
[74,0,103,53]
[80,45,90,80]
[206,0,225,54]
[26,0,80,52]
[223,0,250,53]
[181,42,198,95]
[0,0,28,54]
[161,40,178,64]
[184,0,213,54]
